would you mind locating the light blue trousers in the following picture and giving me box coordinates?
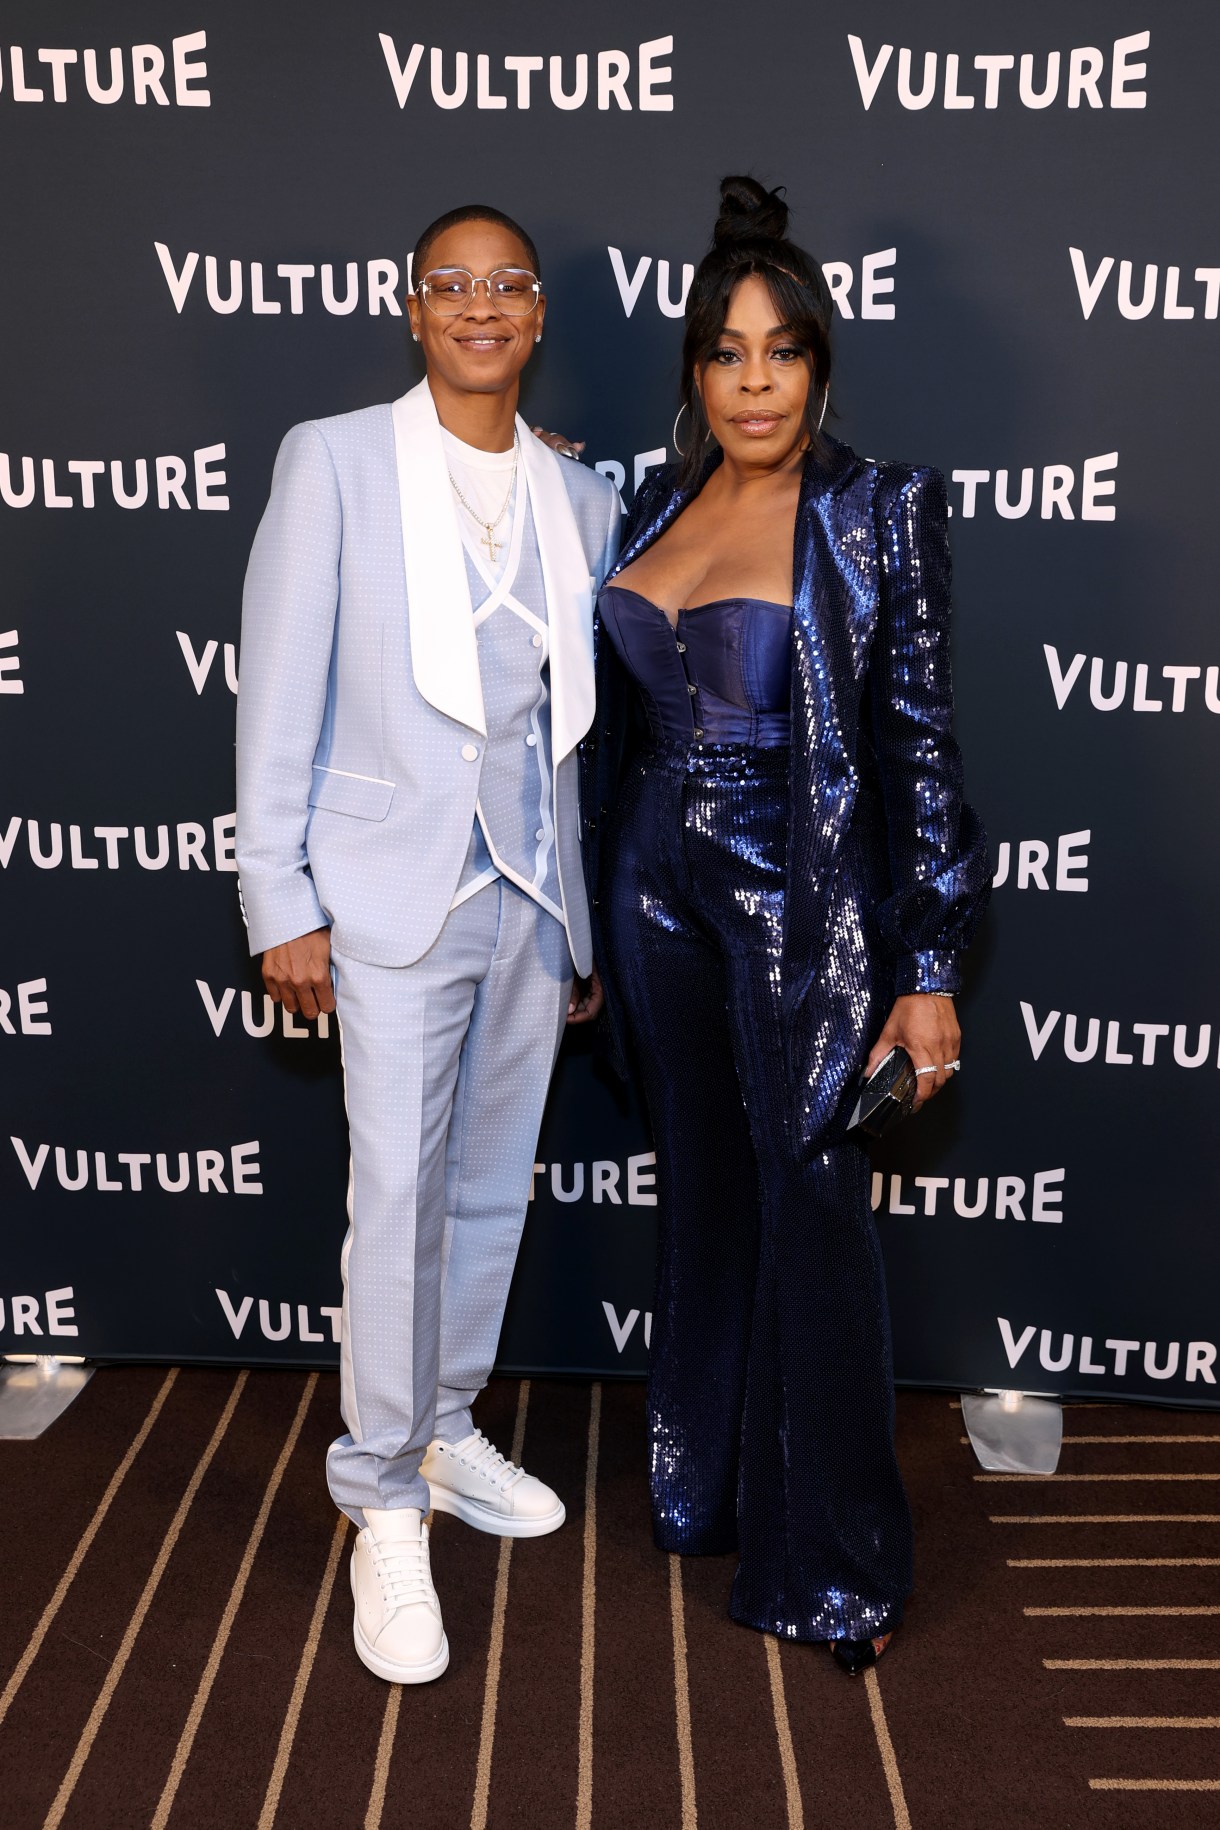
[326,879,573,1524]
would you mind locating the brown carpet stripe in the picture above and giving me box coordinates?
[1064,1434,1220,1444]
[364,1687,400,1830]
[668,1554,698,1829]
[1089,1779,1220,1791]
[1067,1717,1220,1729]
[469,1379,531,1830]
[1011,1558,1220,1567]
[864,1668,912,1830]
[991,1513,1220,1523]
[41,1369,247,1830]
[977,1472,1220,1482]
[575,1382,601,1830]
[0,1367,178,1735]
[1026,1606,1220,1617]
[1047,1660,1220,1670]
[151,1372,318,1830]
[763,1636,804,1830]
[963,1434,1220,1446]
[258,1509,350,1830]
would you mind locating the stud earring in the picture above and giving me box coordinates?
[412,332,420,342]
[534,334,542,344]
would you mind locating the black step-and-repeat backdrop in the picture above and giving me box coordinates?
[4,2,1218,1406]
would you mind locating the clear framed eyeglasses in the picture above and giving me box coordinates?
[418,267,541,317]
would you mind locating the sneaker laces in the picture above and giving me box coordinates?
[450,1429,526,1494]
[368,1532,435,1611]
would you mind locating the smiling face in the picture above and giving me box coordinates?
[696,273,815,471]
[407,218,545,403]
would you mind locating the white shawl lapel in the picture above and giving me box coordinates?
[391,378,595,759]
[391,380,485,735]
[517,420,596,763]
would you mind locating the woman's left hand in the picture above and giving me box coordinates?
[567,967,605,1025]
[865,995,961,1107]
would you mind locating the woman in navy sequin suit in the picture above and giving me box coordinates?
[581,177,989,1673]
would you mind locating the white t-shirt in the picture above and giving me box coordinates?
[440,426,519,580]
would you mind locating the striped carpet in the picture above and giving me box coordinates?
[1,1371,1218,1828]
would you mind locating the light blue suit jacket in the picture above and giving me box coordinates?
[236,381,619,976]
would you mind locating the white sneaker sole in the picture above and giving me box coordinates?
[350,1567,449,1685]
[426,1485,566,1538]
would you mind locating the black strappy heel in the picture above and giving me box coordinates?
[831,1631,894,1676]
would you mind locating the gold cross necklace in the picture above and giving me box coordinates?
[448,438,519,565]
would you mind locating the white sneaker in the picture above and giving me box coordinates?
[421,1430,566,1538]
[350,1507,449,1684]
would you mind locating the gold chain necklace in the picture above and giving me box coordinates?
[447,438,519,564]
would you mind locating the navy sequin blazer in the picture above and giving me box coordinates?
[581,436,990,1155]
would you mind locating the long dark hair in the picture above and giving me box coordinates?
[677,176,833,488]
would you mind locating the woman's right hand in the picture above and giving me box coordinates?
[262,927,336,1020]
[531,426,585,460]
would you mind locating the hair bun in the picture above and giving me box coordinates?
[712,175,789,247]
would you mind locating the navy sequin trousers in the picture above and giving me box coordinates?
[602,737,913,1643]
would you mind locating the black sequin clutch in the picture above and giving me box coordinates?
[847,1046,918,1138]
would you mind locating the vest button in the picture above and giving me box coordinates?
[676,642,687,653]
[525,733,538,747]
[461,743,479,761]
[531,634,543,648]
[687,683,697,696]
[536,828,545,841]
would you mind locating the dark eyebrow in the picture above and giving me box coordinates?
[718,325,793,340]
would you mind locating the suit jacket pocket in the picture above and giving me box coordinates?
[308,765,395,821]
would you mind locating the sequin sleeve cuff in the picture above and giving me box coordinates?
[894,950,961,997]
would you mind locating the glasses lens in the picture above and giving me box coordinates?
[421,269,474,315]
[486,269,540,315]
[420,268,540,316]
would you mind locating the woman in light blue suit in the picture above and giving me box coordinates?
[236,206,618,1685]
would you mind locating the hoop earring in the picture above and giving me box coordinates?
[816,388,829,433]
[672,402,690,456]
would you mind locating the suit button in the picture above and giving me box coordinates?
[525,733,538,747]
[461,743,479,761]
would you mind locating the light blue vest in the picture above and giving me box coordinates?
[451,484,563,922]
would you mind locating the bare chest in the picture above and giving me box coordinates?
[616,487,798,623]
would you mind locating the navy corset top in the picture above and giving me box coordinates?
[598,584,792,747]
